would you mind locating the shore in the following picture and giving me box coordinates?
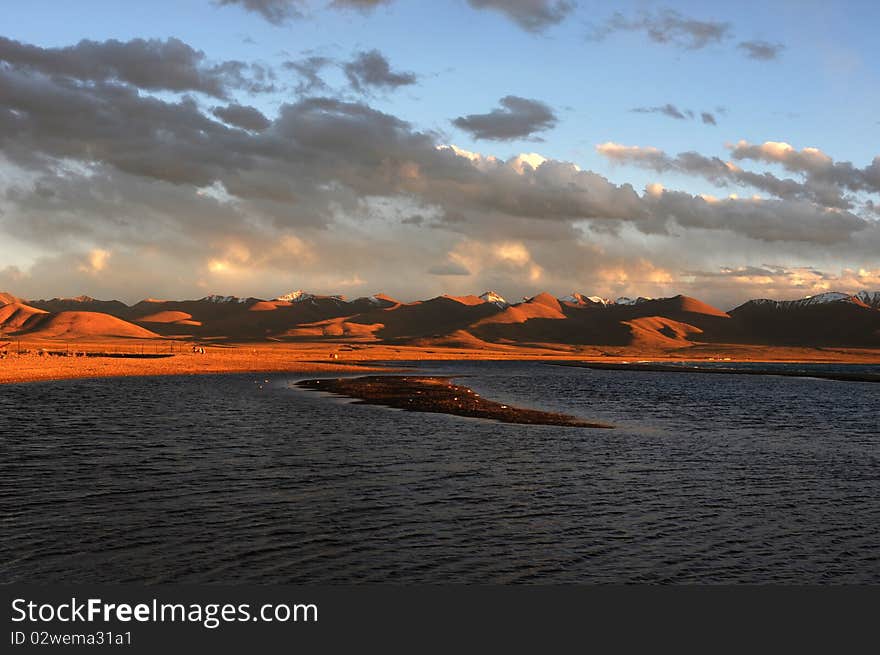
[297,375,612,428]
[1,339,878,385]
[0,343,386,384]
[556,361,880,383]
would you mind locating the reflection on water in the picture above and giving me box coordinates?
[1,361,878,583]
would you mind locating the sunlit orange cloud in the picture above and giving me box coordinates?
[205,235,312,277]
[508,153,548,174]
[335,274,366,287]
[596,142,661,158]
[728,140,834,169]
[594,259,674,297]
[440,145,554,176]
[77,249,110,274]
[444,239,544,282]
[686,266,880,304]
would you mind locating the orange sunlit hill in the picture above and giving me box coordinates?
[2,288,879,383]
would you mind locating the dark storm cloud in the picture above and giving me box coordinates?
[452,96,557,141]
[700,112,716,125]
[343,50,417,93]
[213,0,306,24]
[466,0,575,33]
[590,8,730,49]
[0,36,272,99]
[212,103,271,131]
[738,40,784,61]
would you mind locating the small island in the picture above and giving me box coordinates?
[297,375,612,428]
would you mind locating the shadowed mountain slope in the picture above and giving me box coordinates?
[3,289,879,348]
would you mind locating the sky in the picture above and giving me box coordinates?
[0,0,878,309]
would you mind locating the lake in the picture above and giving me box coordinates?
[1,361,878,583]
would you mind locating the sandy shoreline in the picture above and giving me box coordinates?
[1,339,878,385]
[297,375,612,428]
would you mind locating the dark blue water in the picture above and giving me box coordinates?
[1,361,878,583]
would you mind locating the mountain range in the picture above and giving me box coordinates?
[2,289,879,349]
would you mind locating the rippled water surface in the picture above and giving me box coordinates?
[1,361,878,583]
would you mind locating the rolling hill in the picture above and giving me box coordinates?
[14,311,159,339]
[2,288,878,348]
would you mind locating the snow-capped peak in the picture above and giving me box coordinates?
[559,293,614,306]
[747,290,880,311]
[201,294,250,303]
[748,291,855,310]
[274,290,314,303]
[33,295,97,303]
[479,291,509,308]
[798,291,850,305]
[615,296,653,306]
[854,290,880,309]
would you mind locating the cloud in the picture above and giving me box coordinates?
[730,140,832,171]
[643,190,866,244]
[452,96,557,141]
[590,9,787,62]
[215,0,574,32]
[590,8,730,49]
[0,39,866,250]
[730,140,880,195]
[328,0,392,11]
[78,249,110,274]
[283,55,332,94]
[335,273,366,286]
[738,40,784,61]
[466,0,575,33]
[213,0,306,24]
[630,104,718,125]
[596,142,665,165]
[631,103,690,120]
[442,239,544,284]
[684,265,880,304]
[597,141,859,210]
[343,49,417,93]
[212,103,271,131]
[428,262,471,276]
[0,36,272,99]
[2,34,877,308]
